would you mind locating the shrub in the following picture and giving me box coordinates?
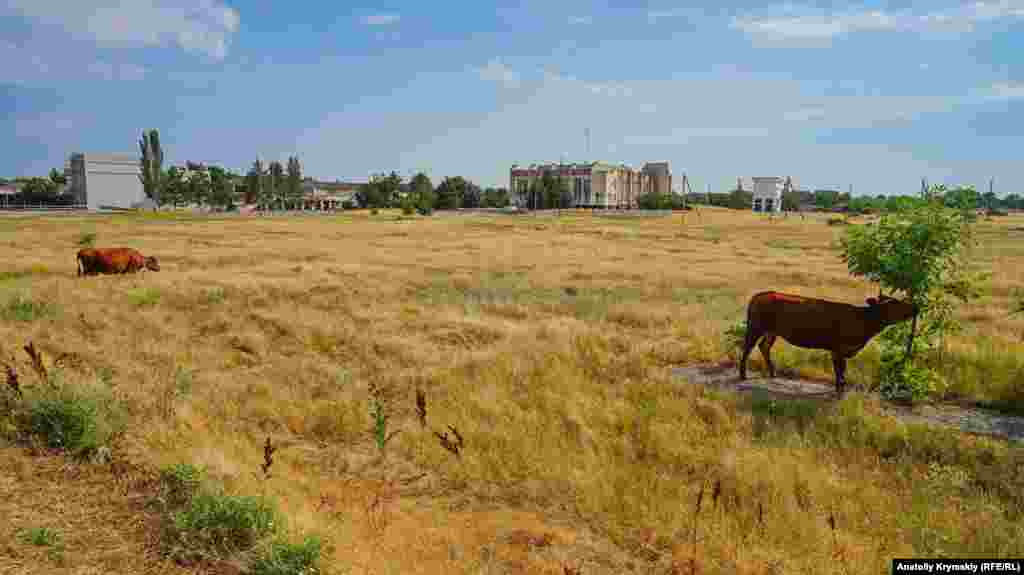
[159,463,206,509]
[721,320,747,360]
[17,380,122,456]
[370,208,379,216]
[77,232,97,247]
[128,287,161,307]
[21,527,60,547]
[250,536,323,575]
[2,293,55,322]
[170,493,279,556]
[341,200,355,210]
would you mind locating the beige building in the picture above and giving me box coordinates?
[750,176,793,213]
[65,152,146,210]
[509,160,671,209]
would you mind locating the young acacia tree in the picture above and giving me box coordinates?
[841,185,983,400]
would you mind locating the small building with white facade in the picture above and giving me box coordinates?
[66,152,146,210]
[751,176,791,213]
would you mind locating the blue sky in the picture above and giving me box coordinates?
[1,1,1021,195]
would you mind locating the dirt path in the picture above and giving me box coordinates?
[671,363,1024,445]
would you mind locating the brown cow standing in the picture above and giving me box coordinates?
[77,247,160,276]
[738,291,917,394]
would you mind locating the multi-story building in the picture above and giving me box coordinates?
[751,176,792,213]
[509,160,671,209]
[65,152,146,210]
[300,180,363,210]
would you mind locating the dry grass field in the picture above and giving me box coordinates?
[1,207,1023,575]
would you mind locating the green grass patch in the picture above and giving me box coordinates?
[15,376,124,456]
[127,287,162,307]
[250,536,323,575]
[158,463,207,509]
[20,526,61,547]
[2,293,55,321]
[169,493,279,557]
[77,232,96,247]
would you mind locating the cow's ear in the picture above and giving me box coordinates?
[866,297,878,306]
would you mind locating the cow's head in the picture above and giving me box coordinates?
[144,256,160,272]
[866,295,917,324]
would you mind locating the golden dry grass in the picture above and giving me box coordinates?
[1,208,1023,574]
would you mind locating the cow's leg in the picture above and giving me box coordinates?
[739,326,762,380]
[831,353,847,395]
[758,334,777,378]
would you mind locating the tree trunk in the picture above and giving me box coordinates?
[903,312,918,365]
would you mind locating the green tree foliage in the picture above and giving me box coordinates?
[268,161,285,210]
[942,185,979,221]
[245,159,263,206]
[186,169,211,207]
[163,167,186,207]
[381,172,403,207]
[728,188,752,210]
[208,166,234,210]
[286,156,303,210]
[138,129,164,209]
[841,186,982,401]
[434,176,468,210]
[481,187,510,208]
[48,168,66,188]
[814,190,839,209]
[462,182,483,209]
[782,190,801,211]
[409,173,434,215]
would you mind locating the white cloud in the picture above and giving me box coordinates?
[362,13,400,26]
[983,81,1024,101]
[4,0,241,61]
[0,39,148,85]
[648,10,685,24]
[569,15,592,25]
[477,59,522,89]
[784,107,827,122]
[87,60,148,82]
[732,2,1024,41]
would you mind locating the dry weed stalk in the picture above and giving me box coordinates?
[435,424,464,458]
[23,342,49,386]
[366,480,397,534]
[261,436,277,477]
[690,481,705,575]
[415,388,427,427]
[3,353,20,398]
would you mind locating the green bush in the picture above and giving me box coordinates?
[2,293,55,322]
[722,320,747,360]
[18,381,121,456]
[171,493,279,555]
[878,352,943,403]
[159,463,206,509]
[77,232,97,247]
[21,527,60,547]
[250,536,323,575]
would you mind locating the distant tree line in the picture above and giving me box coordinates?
[353,171,511,213]
[684,183,1023,215]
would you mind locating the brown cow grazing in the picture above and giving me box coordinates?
[77,247,160,276]
[738,291,917,394]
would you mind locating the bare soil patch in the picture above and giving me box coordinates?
[672,363,1024,445]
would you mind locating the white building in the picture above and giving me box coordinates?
[751,176,791,213]
[66,152,146,210]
